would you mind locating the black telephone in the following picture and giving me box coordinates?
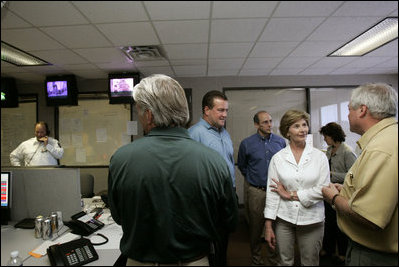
[47,237,98,266]
[65,211,104,236]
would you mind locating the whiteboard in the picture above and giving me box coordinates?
[1,102,37,166]
[58,98,132,166]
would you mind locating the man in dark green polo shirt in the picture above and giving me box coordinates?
[108,74,238,266]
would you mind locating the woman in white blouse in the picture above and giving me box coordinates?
[263,110,330,266]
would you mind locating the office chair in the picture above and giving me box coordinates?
[80,173,94,198]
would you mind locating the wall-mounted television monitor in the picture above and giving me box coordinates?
[108,73,140,104]
[45,75,78,106]
[1,171,11,225]
[1,77,19,108]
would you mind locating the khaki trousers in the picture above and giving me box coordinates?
[275,218,324,266]
[244,180,280,265]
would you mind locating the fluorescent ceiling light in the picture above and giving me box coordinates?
[329,17,398,57]
[1,41,50,66]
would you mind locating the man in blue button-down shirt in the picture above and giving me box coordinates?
[189,90,235,189]
[237,111,286,266]
[189,90,235,266]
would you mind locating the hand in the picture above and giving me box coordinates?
[322,183,340,205]
[264,222,276,250]
[38,136,48,146]
[269,178,290,200]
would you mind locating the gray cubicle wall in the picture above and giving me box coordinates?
[2,167,82,222]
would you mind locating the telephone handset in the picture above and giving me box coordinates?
[65,211,104,236]
[47,237,98,266]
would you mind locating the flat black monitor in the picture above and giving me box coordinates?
[1,171,11,225]
[45,75,78,106]
[108,73,140,104]
[1,77,19,108]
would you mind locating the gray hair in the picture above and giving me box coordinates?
[350,83,398,119]
[133,74,189,127]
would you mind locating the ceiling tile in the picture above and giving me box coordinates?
[144,1,210,20]
[259,17,324,42]
[154,20,209,44]
[212,1,278,18]
[210,19,267,43]
[273,1,343,17]
[97,22,159,46]
[332,1,398,16]
[163,44,208,60]
[208,58,246,69]
[2,28,65,51]
[72,1,148,23]
[243,57,282,69]
[173,65,206,76]
[33,49,88,65]
[209,43,253,58]
[41,25,113,49]
[250,42,299,57]
[290,41,344,57]
[8,1,88,26]
[277,57,320,68]
[307,17,382,41]
[73,47,126,63]
[1,10,31,29]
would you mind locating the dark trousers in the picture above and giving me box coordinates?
[323,201,347,256]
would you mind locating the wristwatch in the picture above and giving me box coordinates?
[290,191,295,201]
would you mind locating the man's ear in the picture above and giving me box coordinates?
[359,104,368,118]
[204,106,211,116]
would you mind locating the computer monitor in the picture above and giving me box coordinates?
[1,171,11,225]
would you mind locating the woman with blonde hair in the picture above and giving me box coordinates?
[264,110,330,266]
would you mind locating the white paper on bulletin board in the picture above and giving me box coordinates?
[59,97,131,165]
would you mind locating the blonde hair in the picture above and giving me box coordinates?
[279,110,310,139]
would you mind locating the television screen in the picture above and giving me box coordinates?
[1,77,19,108]
[108,73,139,104]
[45,75,78,106]
[46,81,68,98]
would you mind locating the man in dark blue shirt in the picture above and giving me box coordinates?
[237,110,286,265]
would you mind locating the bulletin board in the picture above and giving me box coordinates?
[1,101,37,166]
[58,97,133,166]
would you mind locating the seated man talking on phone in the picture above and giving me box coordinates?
[10,121,64,166]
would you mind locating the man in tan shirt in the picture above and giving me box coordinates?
[322,83,398,266]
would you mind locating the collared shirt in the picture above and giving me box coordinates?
[326,142,357,184]
[264,143,330,225]
[10,137,64,166]
[338,117,398,253]
[188,118,235,187]
[237,133,286,187]
[108,127,238,263]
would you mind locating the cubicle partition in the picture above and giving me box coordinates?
[1,167,82,222]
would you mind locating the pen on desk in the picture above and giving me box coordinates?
[94,210,104,220]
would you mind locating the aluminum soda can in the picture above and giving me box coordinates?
[34,215,44,239]
[50,212,58,233]
[42,217,52,240]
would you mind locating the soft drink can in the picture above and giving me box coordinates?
[34,215,44,238]
[50,212,58,233]
[42,217,52,240]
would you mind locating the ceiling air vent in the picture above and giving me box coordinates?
[121,46,164,62]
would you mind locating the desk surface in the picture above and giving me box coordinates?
[1,201,122,266]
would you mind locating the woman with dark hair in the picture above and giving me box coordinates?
[319,122,357,264]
